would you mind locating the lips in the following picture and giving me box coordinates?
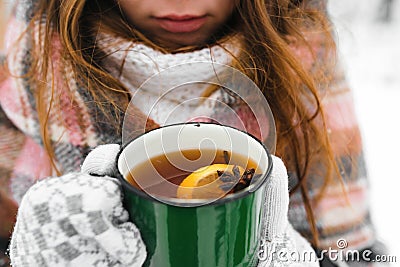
[155,15,207,33]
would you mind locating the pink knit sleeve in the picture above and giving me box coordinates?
[0,10,53,236]
[0,104,22,237]
[0,75,52,239]
[286,16,381,262]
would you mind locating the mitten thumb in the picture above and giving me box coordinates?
[81,144,120,177]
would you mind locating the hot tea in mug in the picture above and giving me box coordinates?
[125,148,262,200]
[116,123,272,267]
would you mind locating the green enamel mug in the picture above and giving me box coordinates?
[116,122,272,267]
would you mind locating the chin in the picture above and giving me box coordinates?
[157,33,212,50]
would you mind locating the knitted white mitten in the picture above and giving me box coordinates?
[257,156,318,267]
[9,144,146,267]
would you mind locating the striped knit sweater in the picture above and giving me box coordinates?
[0,1,384,266]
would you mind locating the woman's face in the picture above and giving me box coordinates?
[118,0,235,49]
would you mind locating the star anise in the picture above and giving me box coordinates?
[217,165,257,194]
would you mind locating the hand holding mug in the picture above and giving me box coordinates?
[9,144,146,267]
[10,124,317,267]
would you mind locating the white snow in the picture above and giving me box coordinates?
[329,0,400,258]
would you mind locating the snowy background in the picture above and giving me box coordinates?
[328,0,400,258]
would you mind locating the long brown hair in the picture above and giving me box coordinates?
[12,0,339,246]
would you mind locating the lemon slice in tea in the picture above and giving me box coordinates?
[177,164,245,199]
